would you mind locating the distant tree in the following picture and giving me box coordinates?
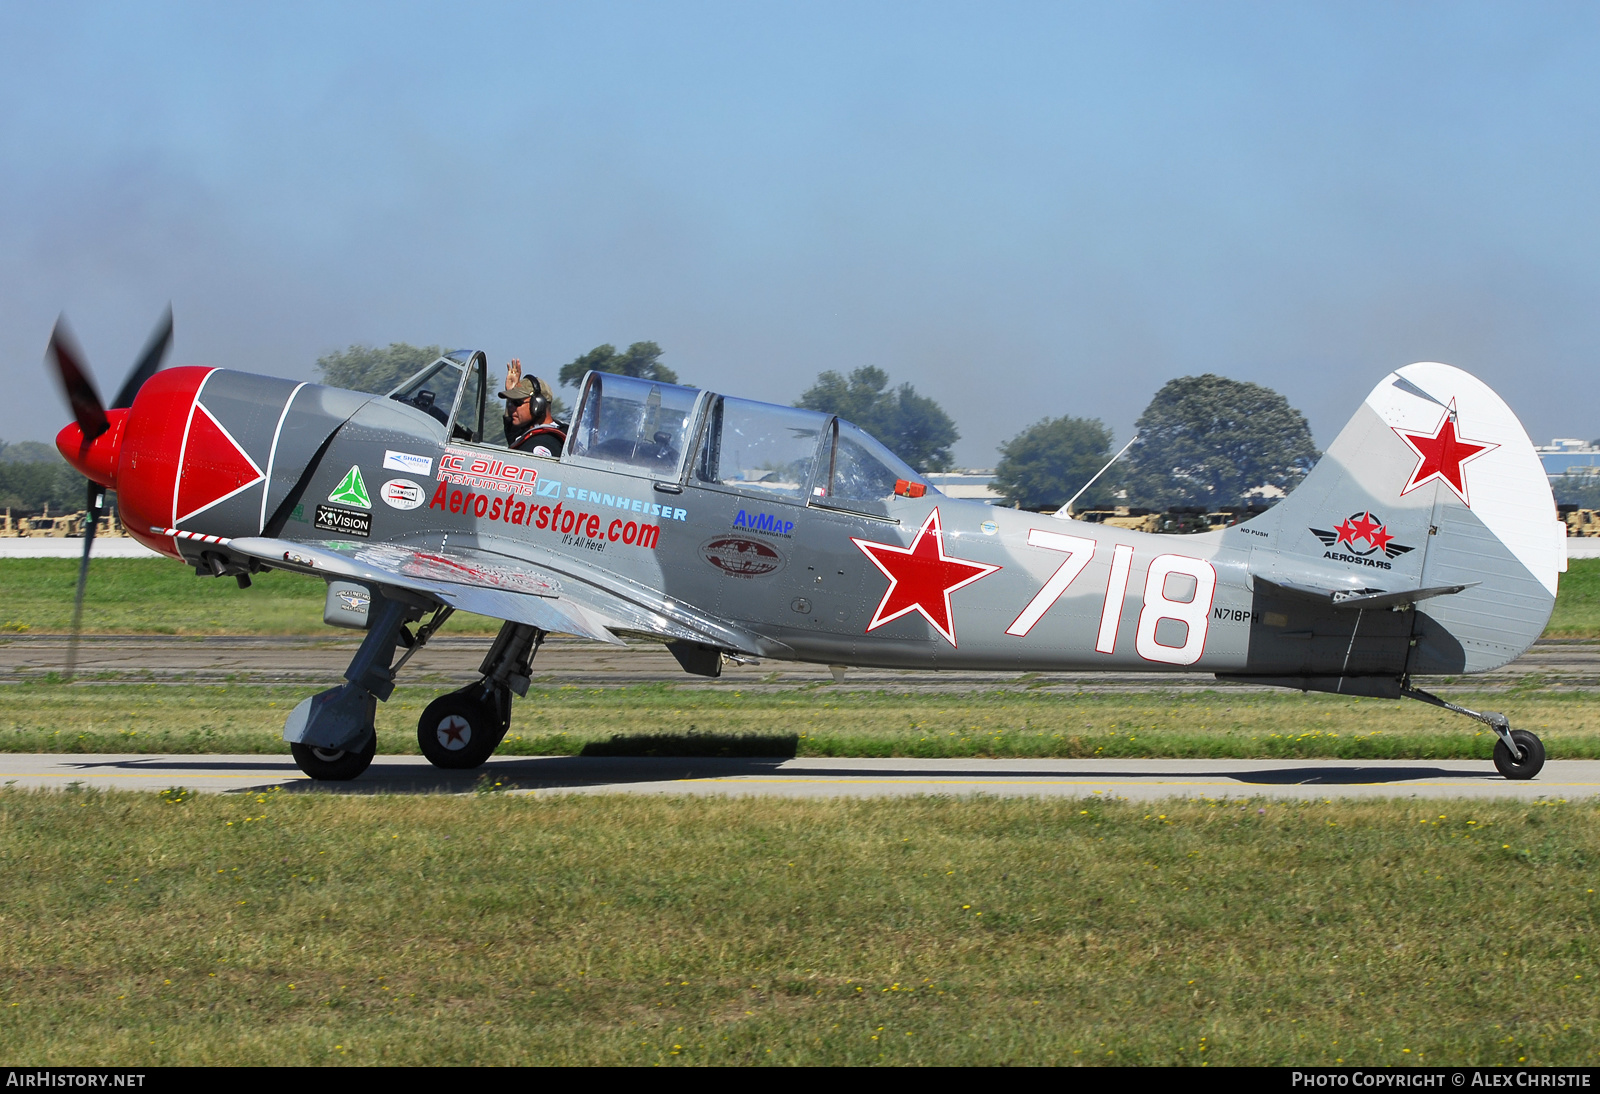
[0,441,64,464]
[557,342,678,389]
[796,366,959,473]
[993,417,1115,512]
[316,343,446,393]
[1120,374,1318,509]
[0,440,83,512]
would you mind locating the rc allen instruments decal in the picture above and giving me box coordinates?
[437,447,539,495]
[1309,510,1414,570]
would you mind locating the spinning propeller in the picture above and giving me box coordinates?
[45,308,173,679]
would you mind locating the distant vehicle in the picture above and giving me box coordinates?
[1558,505,1600,537]
[49,316,1566,781]
[0,507,125,538]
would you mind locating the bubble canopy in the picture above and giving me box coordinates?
[566,370,935,516]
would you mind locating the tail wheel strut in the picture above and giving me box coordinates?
[1402,682,1545,781]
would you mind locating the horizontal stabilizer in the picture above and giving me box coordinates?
[1253,573,1474,612]
[1328,583,1475,611]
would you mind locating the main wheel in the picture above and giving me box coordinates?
[418,690,506,769]
[1493,729,1545,780]
[290,734,376,781]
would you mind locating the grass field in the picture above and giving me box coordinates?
[4,680,1599,759]
[0,558,502,635]
[0,789,1594,1066]
[0,556,1597,637]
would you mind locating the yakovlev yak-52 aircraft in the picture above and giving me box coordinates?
[49,316,1567,781]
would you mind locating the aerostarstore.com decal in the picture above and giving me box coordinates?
[428,482,662,549]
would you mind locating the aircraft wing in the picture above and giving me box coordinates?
[224,535,780,655]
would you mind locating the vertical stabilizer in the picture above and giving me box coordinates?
[1239,362,1564,678]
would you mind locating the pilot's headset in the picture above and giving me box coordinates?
[527,377,551,424]
[500,375,551,427]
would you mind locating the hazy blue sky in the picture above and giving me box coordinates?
[4,1,1598,464]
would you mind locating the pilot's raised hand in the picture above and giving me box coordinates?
[505,358,523,393]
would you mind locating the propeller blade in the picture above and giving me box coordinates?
[64,479,104,682]
[47,317,109,441]
[110,305,173,410]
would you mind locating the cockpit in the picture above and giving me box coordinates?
[387,352,937,517]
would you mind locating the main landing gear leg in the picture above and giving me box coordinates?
[1401,681,1546,780]
[417,623,544,770]
[284,592,450,781]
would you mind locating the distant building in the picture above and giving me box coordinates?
[927,469,1003,504]
[1537,438,1600,482]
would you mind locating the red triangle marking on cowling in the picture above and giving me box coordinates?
[174,405,264,525]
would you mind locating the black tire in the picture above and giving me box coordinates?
[418,690,506,769]
[1493,729,1545,780]
[290,734,376,781]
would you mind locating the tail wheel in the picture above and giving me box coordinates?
[418,691,506,769]
[1493,730,1546,780]
[290,734,376,781]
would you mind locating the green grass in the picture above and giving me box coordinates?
[1548,557,1600,637]
[0,556,1597,637]
[0,558,501,635]
[0,789,1595,1065]
[4,680,1599,759]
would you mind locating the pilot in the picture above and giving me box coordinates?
[499,358,567,458]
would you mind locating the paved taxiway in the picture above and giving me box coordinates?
[5,754,1595,801]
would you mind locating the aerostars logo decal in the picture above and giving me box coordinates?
[1391,401,1498,507]
[1310,510,1413,569]
[328,465,371,509]
[852,508,1000,648]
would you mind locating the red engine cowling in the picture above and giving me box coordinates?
[56,366,364,559]
[57,366,214,558]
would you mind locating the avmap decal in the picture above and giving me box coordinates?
[734,509,794,536]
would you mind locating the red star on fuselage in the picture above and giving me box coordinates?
[1392,401,1498,506]
[852,508,1000,648]
[1334,518,1359,548]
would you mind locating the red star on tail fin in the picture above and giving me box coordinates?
[1392,401,1497,506]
